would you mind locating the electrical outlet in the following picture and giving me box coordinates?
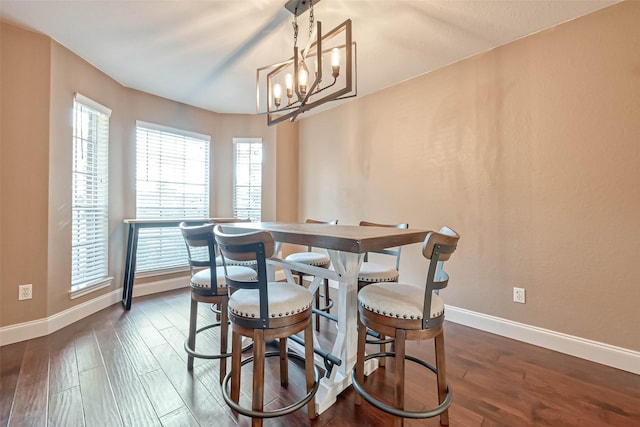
[18,284,32,301]
[513,287,525,304]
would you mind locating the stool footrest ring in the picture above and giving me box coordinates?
[210,303,223,315]
[316,297,334,313]
[222,350,320,419]
[365,336,395,345]
[351,351,452,419]
[365,328,395,345]
[184,321,252,360]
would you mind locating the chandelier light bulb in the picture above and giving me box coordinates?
[299,68,308,95]
[273,83,282,107]
[331,47,341,78]
[285,73,293,98]
[331,48,340,67]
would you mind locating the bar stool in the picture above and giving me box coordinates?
[179,222,257,380]
[214,225,319,427]
[358,221,408,289]
[358,221,408,364]
[285,219,337,331]
[352,227,460,426]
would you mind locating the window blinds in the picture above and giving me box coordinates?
[71,94,111,291]
[233,139,263,222]
[135,121,210,273]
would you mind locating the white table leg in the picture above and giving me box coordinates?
[269,250,374,414]
[313,250,363,414]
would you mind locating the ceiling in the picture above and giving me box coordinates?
[1,0,619,116]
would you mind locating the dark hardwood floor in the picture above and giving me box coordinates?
[1,287,639,426]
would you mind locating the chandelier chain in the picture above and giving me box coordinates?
[309,0,314,37]
[292,14,298,48]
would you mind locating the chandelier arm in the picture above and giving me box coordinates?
[266,100,303,115]
[313,77,338,95]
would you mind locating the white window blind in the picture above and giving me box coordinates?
[71,94,111,291]
[233,138,262,222]
[136,121,210,273]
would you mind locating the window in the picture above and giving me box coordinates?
[233,138,262,222]
[71,94,111,292]
[136,121,210,273]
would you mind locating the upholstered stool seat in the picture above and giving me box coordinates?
[358,262,400,283]
[358,283,444,320]
[353,227,460,427]
[190,265,256,290]
[285,251,331,267]
[229,282,312,319]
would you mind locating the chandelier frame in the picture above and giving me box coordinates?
[256,3,357,126]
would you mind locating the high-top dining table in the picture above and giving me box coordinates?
[220,221,429,414]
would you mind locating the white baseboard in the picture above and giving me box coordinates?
[445,304,640,375]
[0,277,189,347]
[0,289,122,346]
[132,276,189,298]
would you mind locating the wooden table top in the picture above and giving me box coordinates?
[218,222,430,253]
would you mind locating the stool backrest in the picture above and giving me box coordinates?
[179,222,220,295]
[214,225,275,328]
[359,221,408,270]
[211,218,252,261]
[421,226,460,328]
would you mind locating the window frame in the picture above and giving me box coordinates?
[233,138,263,222]
[135,121,211,274]
[70,93,112,295]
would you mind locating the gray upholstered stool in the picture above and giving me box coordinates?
[214,225,319,427]
[179,222,256,380]
[357,221,408,364]
[352,226,460,426]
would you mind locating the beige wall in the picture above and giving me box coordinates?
[1,22,290,327]
[297,1,640,351]
[275,121,299,223]
[1,24,51,325]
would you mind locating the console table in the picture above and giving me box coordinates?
[121,218,215,310]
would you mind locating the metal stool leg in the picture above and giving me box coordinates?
[187,297,197,371]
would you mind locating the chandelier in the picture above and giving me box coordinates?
[256,0,357,126]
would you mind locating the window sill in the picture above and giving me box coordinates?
[70,277,113,300]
